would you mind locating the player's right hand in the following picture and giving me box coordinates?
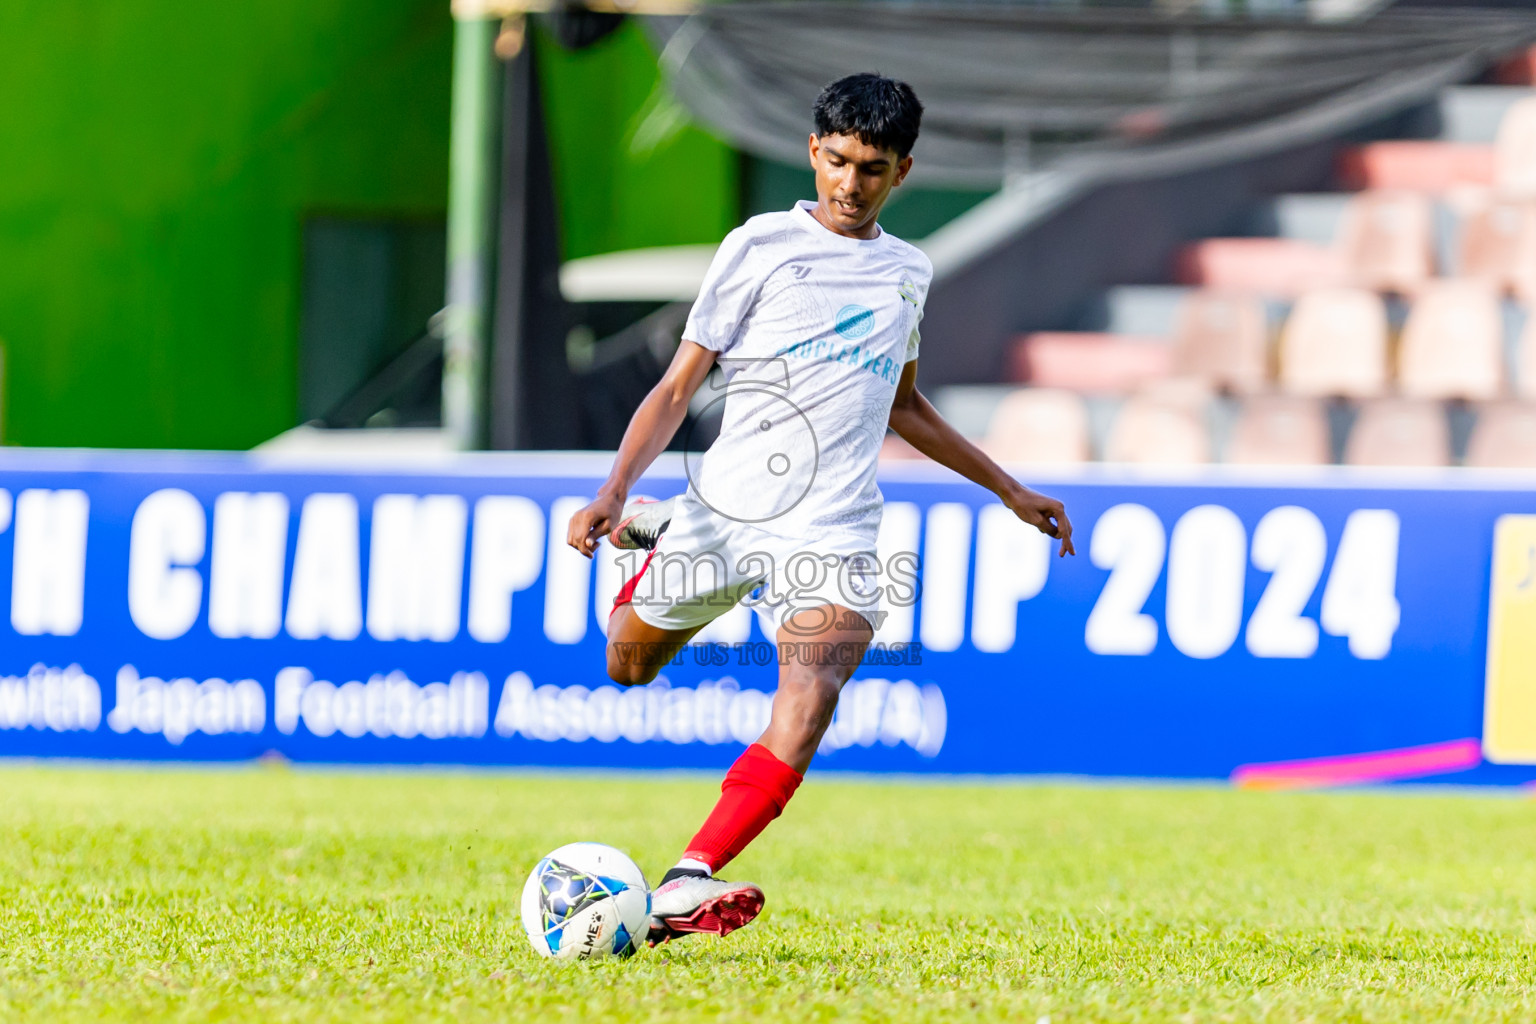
[567,493,624,558]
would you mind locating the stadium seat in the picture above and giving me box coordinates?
[1224,396,1331,466]
[1007,332,1172,392]
[1496,96,1536,199]
[1344,399,1451,467]
[1170,291,1269,393]
[1277,288,1389,398]
[1397,279,1504,401]
[1335,191,1435,292]
[1454,194,1536,296]
[1336,142,1496,193]
[1103,382,1211,464]
[1173,238,1344,295]
[1466,402,1536,468]
[979,388,1091,464]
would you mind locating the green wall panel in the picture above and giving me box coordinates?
[0,1,452,449]
[535,21,737,261]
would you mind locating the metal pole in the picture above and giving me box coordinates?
[442,13,499,450]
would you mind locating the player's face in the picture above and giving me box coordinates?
[807,133,913,239]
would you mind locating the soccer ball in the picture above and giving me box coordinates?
[520,842,651,961]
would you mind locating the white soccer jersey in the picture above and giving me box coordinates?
[681,200,932,545]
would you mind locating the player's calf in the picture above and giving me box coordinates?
[647,604,874,947]
[756,604,874,772]
[756,668,842,774]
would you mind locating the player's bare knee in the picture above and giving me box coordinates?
[605,645,659,687]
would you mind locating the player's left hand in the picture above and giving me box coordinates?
[1006,486,1075,557]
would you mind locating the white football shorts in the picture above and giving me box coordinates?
[624,492,882,637]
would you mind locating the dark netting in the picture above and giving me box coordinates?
[646,4,1536,187]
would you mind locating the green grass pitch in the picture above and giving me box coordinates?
[2,764,1535,1022]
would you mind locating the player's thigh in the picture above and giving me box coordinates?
[605,604,700,685]
[607,569,759,683]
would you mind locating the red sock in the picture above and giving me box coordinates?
[683,743,803,874]
[609,549,657,615]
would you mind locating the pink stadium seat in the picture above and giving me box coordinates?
[1171,291,1269,393]
[1496,96,1536,199]
[1225,396,1331,466]
[1466,402,1536,468]
[1104,382,1212,464]
[979,388,1091,464]
[1278,288,1389,398]
[1336,142,1496,193]
[1174,238,1344,295]
[1007,332,1172,392]
[1455,194,1536,297]
[1344,399,1450,468]
[1335,191,1435,293]
[1397,280,1504,401]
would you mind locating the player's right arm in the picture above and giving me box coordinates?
[569,225,761,558]
[566,339,718,558]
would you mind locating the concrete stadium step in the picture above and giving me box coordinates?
[1331,87,1536,193]
[1008,332,1172,390]
[1090,285,1290,341]
[930,383,1123,457]
[1438,86,1536,144]
[929,384,1021,440]
[1241,193,1458,284]
[1090,285,1190,336]
[1173,237,1343,295]
[1336,141,1495,192]
[1265,194,1350,246]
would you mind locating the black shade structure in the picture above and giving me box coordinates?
[649,4,1536,188]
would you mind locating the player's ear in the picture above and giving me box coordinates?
[893,154,914,187]
[807,133,820,169]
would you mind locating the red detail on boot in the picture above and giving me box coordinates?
[683,743,804,873]
[610,549,657,615]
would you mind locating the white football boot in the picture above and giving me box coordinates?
[646,872,765,946]
[608,496,675,551]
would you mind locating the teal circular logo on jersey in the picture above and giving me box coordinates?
[834,305,874,339]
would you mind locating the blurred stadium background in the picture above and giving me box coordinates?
[7,0,1536,779]
[11,1,1536,771]
[9,0,1536,467]
[10,1,1536,1017]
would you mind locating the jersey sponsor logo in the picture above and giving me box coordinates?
[834,305,875,339]
[790,265,812,279]
[774,337,902,386]
[897,276,920,308]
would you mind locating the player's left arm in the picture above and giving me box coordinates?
[886,359,1075,557]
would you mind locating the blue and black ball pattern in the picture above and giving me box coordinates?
[540,864,607,927]
[535,857,639,958]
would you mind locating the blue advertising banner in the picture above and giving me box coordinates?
[0,448,1532,785]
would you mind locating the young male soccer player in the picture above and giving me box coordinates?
[566,73,1075,945]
